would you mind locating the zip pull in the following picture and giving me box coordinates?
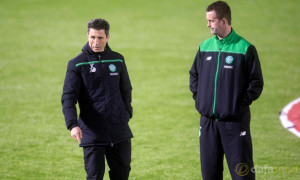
[218,41,223,50]
[111,142,114,147]
[99,55,101,61]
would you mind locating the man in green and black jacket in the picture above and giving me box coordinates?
[189,1,263,180]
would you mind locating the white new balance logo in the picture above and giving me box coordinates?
[240,131,246,136]
[206,56,212,61]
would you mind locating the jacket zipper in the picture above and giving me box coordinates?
[99,55,110,114]
[99,55,113,145]
[213,42,222,121]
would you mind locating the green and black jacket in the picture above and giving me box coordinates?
[62,43,133,147]
[189,29,263,120]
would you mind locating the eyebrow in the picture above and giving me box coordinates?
[90,35,105,38]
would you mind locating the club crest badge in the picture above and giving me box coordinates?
[225,56,234,64]
[109,64,116,72]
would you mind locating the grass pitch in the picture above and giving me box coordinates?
[0,0,300,179]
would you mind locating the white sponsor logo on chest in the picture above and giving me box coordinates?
[90,64,96,73]
[224,65,233,69]
[110,72,119,76]
[206,56,212,61]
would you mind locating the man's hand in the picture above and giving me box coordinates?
[71,126,82,144]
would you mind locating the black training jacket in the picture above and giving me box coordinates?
[61,43,133,147]
[189,29,263,120]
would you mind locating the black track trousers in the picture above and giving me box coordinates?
[199,109,255,180]
[83,140,131,180]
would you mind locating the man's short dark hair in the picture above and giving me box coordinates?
[87,18,110,36]
[206,1,231,25]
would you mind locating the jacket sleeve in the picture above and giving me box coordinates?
[61,60,81,130]
[120,58,133,118]
[189,48,201,100]
[243,45,264,105]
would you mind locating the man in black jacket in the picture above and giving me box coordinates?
[189,1,263,180]
[62,18,133,180]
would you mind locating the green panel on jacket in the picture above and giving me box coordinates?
[200,29,252,55]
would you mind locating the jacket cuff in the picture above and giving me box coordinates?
[68,123,79,131]
[243,95,253,106]
[192,93,197,100]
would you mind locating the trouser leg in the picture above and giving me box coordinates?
[200,116,224,180]
[106,140,131,180]
[83,146,106,180]
[218,109,255,180]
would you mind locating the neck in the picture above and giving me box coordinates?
[217,26,232,39]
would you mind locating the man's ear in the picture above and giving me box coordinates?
[222,18,228,25]
[107,34,110,40]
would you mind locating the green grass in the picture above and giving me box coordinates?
[1,0,300,179]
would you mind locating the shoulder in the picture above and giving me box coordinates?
[110,50,125,60]
[232,33,258,58]
[67,52,87,69]
[235,34,251,45]
[201,36,216,46]
[200,36,218,51]
[233,33,252,53]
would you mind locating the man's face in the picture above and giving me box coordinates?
[206,10,226,38]
[88,28,110,52]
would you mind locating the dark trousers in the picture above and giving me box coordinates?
[200,110,255,180]
[83,140,131,180]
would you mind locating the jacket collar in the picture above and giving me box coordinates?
[82,42,111,56]
[215,28,236,44]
